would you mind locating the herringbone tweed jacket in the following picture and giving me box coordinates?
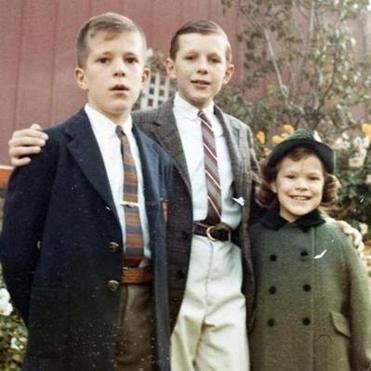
[133,98,259,331]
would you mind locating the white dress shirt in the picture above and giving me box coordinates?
[173,94,241,229]
[85,104,150,257]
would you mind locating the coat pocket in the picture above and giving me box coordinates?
[331,311,351,338]
[26,286,69,358]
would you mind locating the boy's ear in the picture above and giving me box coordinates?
[223,63,234,85]
[74,67,87,90]
[141,66,151,83]
[165,57,176,80]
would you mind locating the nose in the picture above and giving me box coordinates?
[196,57,208,74]
[295,180,308,190]
[113,59,126,77]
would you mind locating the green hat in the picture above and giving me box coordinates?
[267,128,335,173]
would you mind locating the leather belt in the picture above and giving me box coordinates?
[122,265,153,284]
[193,222,232,242]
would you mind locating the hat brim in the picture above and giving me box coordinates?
[267,139,335,173]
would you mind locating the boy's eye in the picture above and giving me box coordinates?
[210,57,221,63]
[185,55,195,60]
[97,57,109,64]
[126,57,138,64]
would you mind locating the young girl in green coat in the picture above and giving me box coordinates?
[249,129,371,371]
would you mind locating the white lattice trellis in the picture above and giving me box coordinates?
[140,71,174,109]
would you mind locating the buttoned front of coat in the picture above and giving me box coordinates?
[249,217,371,371]
[0,110,173,371]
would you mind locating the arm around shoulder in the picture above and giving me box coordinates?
[8,124,48,167]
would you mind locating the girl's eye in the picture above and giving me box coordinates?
[185,55,195,60]
[285,174,295,179]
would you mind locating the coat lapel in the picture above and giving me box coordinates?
[132,125,159,203]
[65,109,119,222]
[214,106,244,196]
[149,100,192,195]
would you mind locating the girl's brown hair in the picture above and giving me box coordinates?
[256,146,340,212]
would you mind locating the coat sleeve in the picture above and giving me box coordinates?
[344,239,371,369]
[0,136,58,323]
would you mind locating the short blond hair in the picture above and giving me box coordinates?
[76,12,147,67]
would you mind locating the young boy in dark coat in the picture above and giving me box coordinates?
[249,129,371,371]
[0,13,172,371]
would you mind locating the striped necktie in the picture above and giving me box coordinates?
[116,126,144,267]
[198,110,222,224]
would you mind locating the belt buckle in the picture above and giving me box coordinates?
[206,225,218,241]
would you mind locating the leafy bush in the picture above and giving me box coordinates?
[0,274,27,370]
[217,88,371,242]
[0,197,27,370]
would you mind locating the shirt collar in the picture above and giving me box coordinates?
[261,209,326,232]
[174,92,214,121]
[84,103,133,138]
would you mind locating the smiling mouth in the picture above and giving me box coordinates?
[291,196,311,201]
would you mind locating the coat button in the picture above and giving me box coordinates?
[300,250,309,260]
[108,242,119,252]
[269,286,277,294]
[303,284,311,292]
[302,317,311,325]
[269,254,277,261]
[176,270,186,280]
[267,318,275,327]
[181,230,192,240]
[107,280,120,291]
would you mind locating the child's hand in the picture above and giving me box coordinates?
[335,220,365,252]
[8,123,48,167]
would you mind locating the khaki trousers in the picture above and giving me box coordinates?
[171,235,249,371]
[115,284,154,371]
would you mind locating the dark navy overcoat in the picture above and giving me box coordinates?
[0,109,172,371]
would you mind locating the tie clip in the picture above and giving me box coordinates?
[120,201,139,208]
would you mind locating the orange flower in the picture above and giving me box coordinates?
[256,130,266,145]
[362,123,371,140]
[272,135,284,144]
[283,124,294,134]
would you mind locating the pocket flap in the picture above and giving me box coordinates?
[331,311,351,338]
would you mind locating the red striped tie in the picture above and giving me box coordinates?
[198,111,222,224]
[116,126,144,267]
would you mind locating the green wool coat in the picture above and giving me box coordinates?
[249,210,371,371]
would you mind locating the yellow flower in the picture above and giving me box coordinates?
[272,135,284,144]
[256,130,266,145]
[283,124,294,134]
[362,123,371,140]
